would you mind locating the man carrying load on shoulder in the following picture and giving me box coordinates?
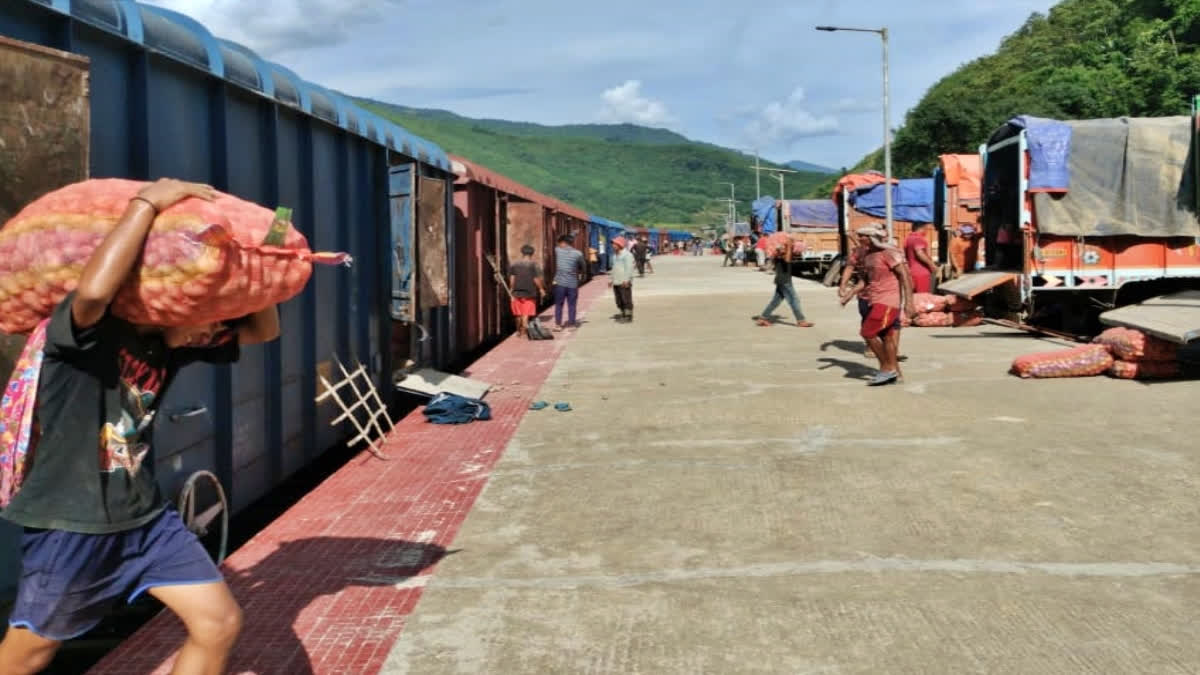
[0,178,280,675]
[853,224,916,386]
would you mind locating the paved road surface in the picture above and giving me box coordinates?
[383,256,1199,674]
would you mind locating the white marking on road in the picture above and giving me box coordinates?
[427,558,1200,590]
[991,416,1027,423]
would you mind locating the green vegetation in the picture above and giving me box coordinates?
[809,0,1200,196]
[359,100,829,226]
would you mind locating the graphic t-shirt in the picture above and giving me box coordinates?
[2,294,239,533]
[510,260,540,298]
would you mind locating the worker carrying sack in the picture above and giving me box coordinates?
[0,179,350,334]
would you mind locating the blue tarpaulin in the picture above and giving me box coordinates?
[849,178,935,223]
[786,200,839,229]
[751,196,778,233]
[1007,116,1072,191]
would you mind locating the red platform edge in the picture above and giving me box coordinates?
[90,281,610,674]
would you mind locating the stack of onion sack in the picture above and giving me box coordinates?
[0,179,350,334]
[1010,344,1114,378]
[764,232,805,257]
[904,293,983,328]
[1093,327,1182,380]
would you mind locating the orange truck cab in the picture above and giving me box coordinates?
[940,103,1200,337]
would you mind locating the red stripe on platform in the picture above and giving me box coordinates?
[90,280,609,675]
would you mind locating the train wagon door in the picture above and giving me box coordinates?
[0,35,90,597]
[416,175,451,367]
[388,161,417,377]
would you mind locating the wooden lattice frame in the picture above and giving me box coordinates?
[315,358,395,460]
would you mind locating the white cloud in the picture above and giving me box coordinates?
[598,80,675,127]
[744,87,839,147]
[832,97,880,114]
[141,0,403,55]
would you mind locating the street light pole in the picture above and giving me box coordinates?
[720,182,736,235]
[816,24,894,240]
[754,149,761,200]
[769,172,786,203]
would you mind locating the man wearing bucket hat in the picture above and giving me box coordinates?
[609,236,635,323]
[854,224,917,386]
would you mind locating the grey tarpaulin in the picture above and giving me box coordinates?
[1032,116,1200,238]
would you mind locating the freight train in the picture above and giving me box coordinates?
[0,0,629,596]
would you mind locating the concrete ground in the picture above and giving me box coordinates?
[383,256,1200,675]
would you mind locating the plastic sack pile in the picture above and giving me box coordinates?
[0,179,349,334]
[1093,327,1181,380]
[1011,327,1184,380]
[903,292,982,328]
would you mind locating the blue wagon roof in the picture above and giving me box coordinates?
[39,0,450,170]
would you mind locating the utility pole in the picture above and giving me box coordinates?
[816,24,893,240]
[720,182,736,234]
[769,172,787,202]
[748,164,798,201]
[753,149,761,200]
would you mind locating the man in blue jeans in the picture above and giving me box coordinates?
[552,234,585,330]
[753,236,813,328]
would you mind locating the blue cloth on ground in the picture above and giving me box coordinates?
[849,178,935,223]
[424,392,492,424]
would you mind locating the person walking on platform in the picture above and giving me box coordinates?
[854,225,917,386]
[632,237,649,277]
[0,179,281,675]
[609,236,635,323]
[509,244,547,339]
[753,236,813,328]
[552,234,585,330]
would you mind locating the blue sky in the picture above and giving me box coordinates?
[146,0,1059,169]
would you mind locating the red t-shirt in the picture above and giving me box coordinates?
[904,232,931,277]
[865,249,904,308]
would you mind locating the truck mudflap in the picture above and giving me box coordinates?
[937,270,1019,298]
[1099,290,1200,344]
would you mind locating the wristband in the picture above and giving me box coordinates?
[131,196,159,215]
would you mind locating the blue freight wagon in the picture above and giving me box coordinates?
[0,0,456,595]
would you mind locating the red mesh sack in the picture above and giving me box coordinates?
[1010,344,1114,379]
[1093,327,1179,362]
[912,293,949,313]
[1108,359,1181,380]
[913,311,953,327]
[0,179,349,333]
[765,232,805,257]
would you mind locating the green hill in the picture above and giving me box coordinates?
[357,99,828,226]
[809,0,1200,196]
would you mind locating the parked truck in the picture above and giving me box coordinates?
[939,105,1200,340]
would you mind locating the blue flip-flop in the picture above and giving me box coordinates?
[554,402,572,412]
[529,401,549,410]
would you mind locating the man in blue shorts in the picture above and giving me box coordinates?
[0,178,281,674]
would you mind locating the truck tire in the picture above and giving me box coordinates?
[822,257,844,287]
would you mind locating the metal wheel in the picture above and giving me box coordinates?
[177,470,230,565]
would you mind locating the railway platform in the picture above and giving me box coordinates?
[94,257,1200,674]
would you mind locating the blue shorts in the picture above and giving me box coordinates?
[9,508,223,641]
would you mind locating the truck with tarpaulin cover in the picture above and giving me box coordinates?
[778,199,842,278]
[932,154,985,277]
[826,172,938,286]
[938,103,1200,342]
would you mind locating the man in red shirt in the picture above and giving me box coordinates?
[856,225,917,385]
[904,222,936,293]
